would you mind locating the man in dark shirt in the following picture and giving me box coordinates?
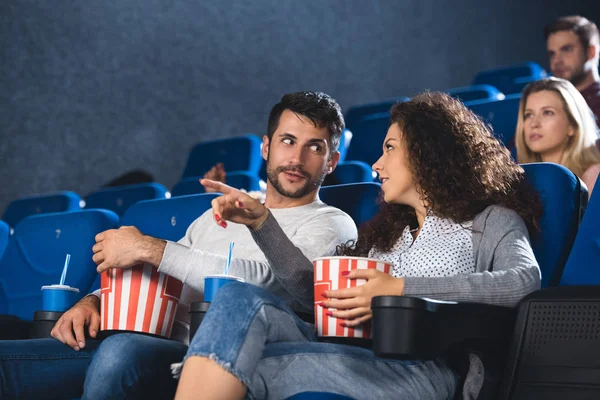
[545,16,600,124]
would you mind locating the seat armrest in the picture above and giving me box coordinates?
[0,314,33,339]
[371,296,516,359]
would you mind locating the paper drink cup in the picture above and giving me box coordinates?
[313,256,392,339]
[41,284,80,312]
[204,275,245,302]
[100,264,184,338]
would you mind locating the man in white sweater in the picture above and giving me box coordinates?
[0,92,357,400]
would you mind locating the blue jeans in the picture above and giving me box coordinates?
[184,282,459,400]
[0,333,186,399]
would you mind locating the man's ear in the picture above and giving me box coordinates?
[587,44,597,62]
[327,151,341,175]
[261,135,270,161]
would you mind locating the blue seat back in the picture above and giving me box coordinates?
[344,113,390,165]
[2,191,81,228]
[119,193,218,240]
[0,210,119,319]
[344,97,409,134]
[472,62,547,94]
[467,94,521,149]
[522,163,587,287]
[319,183,381,227]
[338,128,352,162]
[182,134,263,178]
[447,84,505,103]
[172,172,261,197]
[0,220,9,261]
[560,174,600,285]
[85,183,168,217]
[326,161,375,186]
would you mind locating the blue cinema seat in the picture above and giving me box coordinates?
[89,193,219,291]
[0,220,9,261]
[171,172,261,197]
[559,174,600,286]
[521,163,587,287]
[85,183,169,217]
[2,191,81,228]
[447,84,505,103]
[344,113,390,165]
[319,182,381,227]
[467,93,522,150]
[344,97,409,135]
[472,62,547,95]
[0,210,119,321]
[182,134,263,178]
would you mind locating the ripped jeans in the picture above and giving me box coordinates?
[182,282,459,400]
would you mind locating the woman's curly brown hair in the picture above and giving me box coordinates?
[341,92,542,256]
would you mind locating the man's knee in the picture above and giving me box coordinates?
[86,334,142,377]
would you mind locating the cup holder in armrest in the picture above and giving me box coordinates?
[371,296,516,360]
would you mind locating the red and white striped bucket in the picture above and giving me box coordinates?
[313,256,392,339]
[100,264,184,338]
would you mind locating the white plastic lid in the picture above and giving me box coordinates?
[41,284,80,293]
[204,275,244,282]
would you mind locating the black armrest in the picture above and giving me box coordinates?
[499,285,600,399]
[371,296,516,360]
[0,314,33,340]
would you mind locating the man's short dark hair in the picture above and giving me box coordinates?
[267,92,345,154]
[544,15,600,50]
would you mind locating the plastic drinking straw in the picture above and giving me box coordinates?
[225,242,235,275]
[59,254,71,286]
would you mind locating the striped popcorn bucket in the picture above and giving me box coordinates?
[313,256,392,339]
[100,264,184,338]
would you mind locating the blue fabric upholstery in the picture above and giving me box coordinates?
[560,173,600,285]
[182,134,263,178]
[0,220,9,261]
[2,191,81,228]
[85,183,168,217]
[522,163,587,287]
[467,94,521,149]
[171,172,261,197]
[472,61,547,94]
[319,182,381,227]
[344,97,409,137]
[447,84,504,103]
[338,128,352,162]
[0,210,119,320]
[330,161,376,185]
[344,112,390,165]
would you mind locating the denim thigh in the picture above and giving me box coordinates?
[249,342,459,400]
[0,338,101,399]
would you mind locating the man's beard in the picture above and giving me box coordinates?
[266,155,328,199]
[568,66,589,88]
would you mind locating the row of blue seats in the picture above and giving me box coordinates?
[1,160,377,227]
[0,182,382,321]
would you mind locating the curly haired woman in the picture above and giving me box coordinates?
[174,92,543,400]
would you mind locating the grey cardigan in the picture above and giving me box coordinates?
[251,204,541,312]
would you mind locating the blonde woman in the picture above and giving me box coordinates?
[516,77,600,196]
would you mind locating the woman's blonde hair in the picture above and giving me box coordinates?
[515,77,600,177]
